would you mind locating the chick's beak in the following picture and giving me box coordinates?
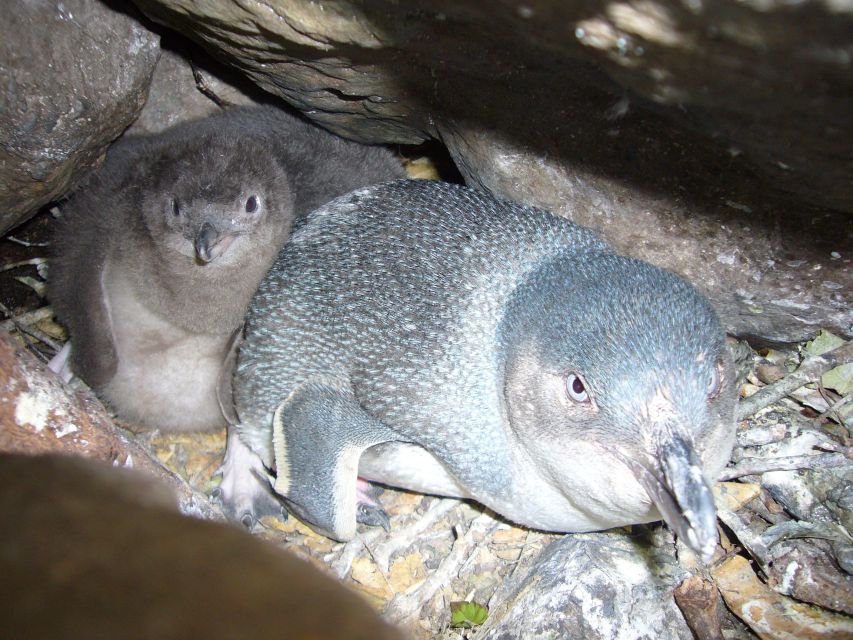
[194,222,238,263]
[619,426,718,562]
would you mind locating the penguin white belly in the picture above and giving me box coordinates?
[100,264,228,431]
[358,442,469,498]
[363,439,660,534]
[493,448,660,533]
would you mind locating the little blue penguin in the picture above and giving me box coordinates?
[49,105,404,432]
[226,179,737,559]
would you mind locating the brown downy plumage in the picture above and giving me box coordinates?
[49,105,404,431]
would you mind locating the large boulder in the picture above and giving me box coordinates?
[0,0,160,233]
[0,453,407,640]
[129,1,853,206]
[126,36,267,137]
[479,532,693,639]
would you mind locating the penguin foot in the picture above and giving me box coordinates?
[219,477,288,529]
[356,479,390,531]
[219,428,287,528]
[357,503,390,531]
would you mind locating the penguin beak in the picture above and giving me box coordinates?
[618,427,719,562]
[194,222,238,263]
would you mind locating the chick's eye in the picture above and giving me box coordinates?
[245,195,259,213]
[566,373,589,403]
[171,198,181,217]
[707,363,723,400]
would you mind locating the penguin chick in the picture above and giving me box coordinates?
[49,106,404,432]
[228,180,737,560]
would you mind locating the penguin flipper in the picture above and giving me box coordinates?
[69,263,118,388]
[217,326,243,426]
[271,379,397,541]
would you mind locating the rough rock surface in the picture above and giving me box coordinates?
[713,555,853,639]
[0,453,407,640]
[478,531,693,639]
[439,120,850,343]
[0,0,160,234]
[125,37,267,137]
[131,0,853,206]
[0,329,119,459]
[130,0,852,342]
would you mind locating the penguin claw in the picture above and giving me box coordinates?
[240,513,255,529]
[219,488,288,529]
[357,503,391,532]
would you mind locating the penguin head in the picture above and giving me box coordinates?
[502,252,736,560]
[137,134,294,268]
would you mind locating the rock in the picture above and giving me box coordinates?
[767,545,853,616]
[715,481,762,513]
[478,532,693,639]
[439,121,851,343]
[0,329,118,459]
[129,0,851,342]
[125,37,267,136]
[0,453,407,640]
[130,0,853,212]
[713,555,853,639]
[0,0,160,233]
[673,575,725,640]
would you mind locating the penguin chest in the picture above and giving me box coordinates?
[100,264,228,430]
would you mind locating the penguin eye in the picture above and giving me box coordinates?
[706,363,723,400]
[245,195,259,213]
[565,373,590,403]
[171,198,181,217]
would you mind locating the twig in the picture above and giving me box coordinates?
[761,520,853,548]
[189,60,232,110]
[1,257,47,272]
[735,423,788,447]
[384,513,497,624]
[10,322,60,353]
[737,341,853,421]
[0,302,59,358]
[360,535,395,595]
[0,306,54,332]
[715,508,770,570]
[371,498,461,571]
[817,393,852,427]
[331,528,385,579]
[719,452,850,480]
[331,497,461,578]
[4,236,49,247]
